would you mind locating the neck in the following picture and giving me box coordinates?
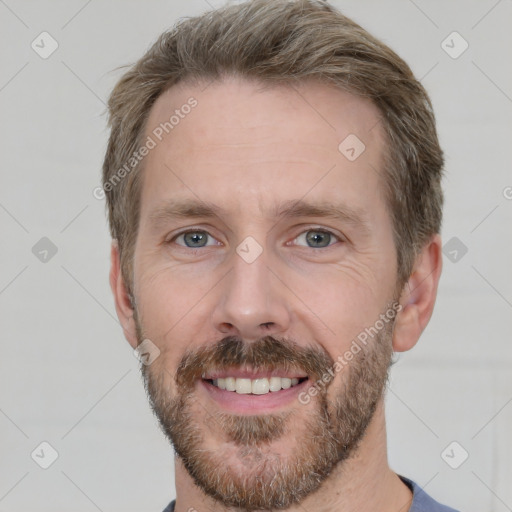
[173,398,413,512]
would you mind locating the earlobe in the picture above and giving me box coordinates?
[109,240,139,349]
[392,234,443,353]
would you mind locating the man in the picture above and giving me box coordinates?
[103,1,459,511]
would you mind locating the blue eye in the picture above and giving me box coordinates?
[168,228,341,250]
[174,230,217,248]
[294,229,339,248]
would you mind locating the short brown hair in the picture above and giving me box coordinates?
[102,0,444,295]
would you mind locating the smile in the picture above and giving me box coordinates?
[199,370,311,414]
[204,376,308,395]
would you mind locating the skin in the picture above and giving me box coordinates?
[110,76,442,511]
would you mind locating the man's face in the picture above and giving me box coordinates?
[131,77,399,508]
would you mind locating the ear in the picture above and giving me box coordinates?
[392,234,443,353]
[109,240,138,349]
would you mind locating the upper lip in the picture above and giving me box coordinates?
[201,367,308,380]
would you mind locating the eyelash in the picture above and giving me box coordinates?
[166,227,343,250]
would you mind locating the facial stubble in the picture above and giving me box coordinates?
[137,313,394,510]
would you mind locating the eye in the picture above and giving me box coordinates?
[171,230,219,248]
[293,229,340,248]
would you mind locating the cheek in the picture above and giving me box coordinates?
[288,259,393,353]
[133,258,216,346]
[291,272,357,330]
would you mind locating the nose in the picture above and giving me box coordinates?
[211,249,291,342]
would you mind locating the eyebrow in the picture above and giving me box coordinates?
[147,198,370,235]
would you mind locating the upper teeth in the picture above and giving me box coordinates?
[209,377,301,394]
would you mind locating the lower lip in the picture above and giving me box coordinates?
[198,378,309,414]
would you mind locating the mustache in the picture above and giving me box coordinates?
[175,335,335,391]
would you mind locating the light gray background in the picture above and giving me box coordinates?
[1,0,511,511]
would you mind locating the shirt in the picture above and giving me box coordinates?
[161,474,460,511]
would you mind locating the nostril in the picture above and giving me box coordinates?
[218,322,234,334]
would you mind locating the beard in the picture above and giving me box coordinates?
[136,307,395,511]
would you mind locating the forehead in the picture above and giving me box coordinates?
[145,76,383,152]
[139,76,386,222]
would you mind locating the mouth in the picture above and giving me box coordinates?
[202,375,308,394]
[199,369,310,413]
